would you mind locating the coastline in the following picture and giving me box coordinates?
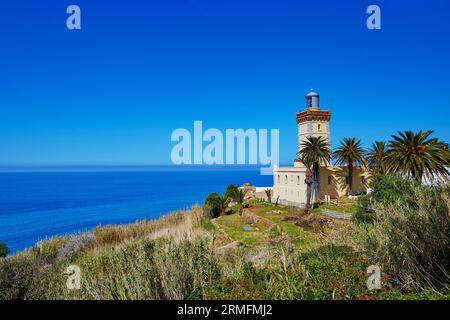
[0,169,272,253]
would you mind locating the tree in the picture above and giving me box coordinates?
[385,130,450,182]
[224,184,239,200]
[304,162,314,214]
[204,193,231,218]
[231,188,249,216]
[333,137,367,196]
[367,141,388,174]
[298,136,331,201]
[0,242,9,257]
[264,188,272,203]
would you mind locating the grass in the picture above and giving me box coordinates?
[212,203,319,250]
[1,178,449,300]
[321,204,360,214]
[310,202,360,214]
[214,214,268,246]
[200,218,216,233]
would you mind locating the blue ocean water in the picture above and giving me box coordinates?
[0,167,272,254]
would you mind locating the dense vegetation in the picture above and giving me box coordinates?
[353,175,450,291]
[1,175,449,300]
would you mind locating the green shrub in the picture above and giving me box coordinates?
[266,245,370,300]
[73,236,221,300]
[0,242,9,257]
[201,218,216,232]
[0,252,64,300]
[355,175,450,290]
[31,237,68,263]
[312,200,324,209]
[224,184,239,201]
[204,193,229,218]
[352,194,374,224]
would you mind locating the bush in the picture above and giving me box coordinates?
[204,193,228,218]
[56,232,94,262]
[73,236,221,299]
[0,252,64,300]
[266,245,370,300]
[224,184,239,201]
[312,200,324,209]
[31,237,68,263]
[0,243,9,257]
[352,194,374,224]
[355,175,450,290]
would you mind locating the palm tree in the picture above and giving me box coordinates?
[204,193,231,218]
[333,137,366,196]
[301,159,314,213]
[367,141,388,174]
[298,136,331,201]
[231,188,249,216]
[385,130,450,182]
[224,184,239,200]
[305,167,313,212]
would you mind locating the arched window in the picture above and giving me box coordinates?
[328,176,332,185]
[297,176,300,185]
[285,175,288,184]
[318,124,321,131]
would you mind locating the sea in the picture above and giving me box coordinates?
[0,166,273,254]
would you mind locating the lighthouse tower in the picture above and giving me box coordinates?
[295,89,331,167]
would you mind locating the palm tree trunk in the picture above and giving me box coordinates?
[348,160,354,196]
[313,162,320,201]
[306,184,311,209]
[305,168,313,213]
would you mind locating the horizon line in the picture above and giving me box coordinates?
[0,164,289,173]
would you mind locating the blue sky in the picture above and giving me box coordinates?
[1,0,449,166]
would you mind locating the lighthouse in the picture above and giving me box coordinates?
[295,89,331,167]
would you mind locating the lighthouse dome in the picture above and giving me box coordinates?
[306,89,319,97]
[305,89,320,109]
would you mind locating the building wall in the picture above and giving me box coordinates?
[297,120,331,168]
[297,120,330,154]
[273,165,370,206]
[272,167,308,205]
[319,166,370,198]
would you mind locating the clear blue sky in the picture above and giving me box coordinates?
[1,0,449,166]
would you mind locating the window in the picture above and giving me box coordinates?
[297,176,300,185]
[306,96,312,108]
[277,175,280,184]
[328,176,332,185]
[285,175,288,184]
[318,124,322,131]
[345,177,349,185]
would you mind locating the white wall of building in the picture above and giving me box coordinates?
[272,166,308,206]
